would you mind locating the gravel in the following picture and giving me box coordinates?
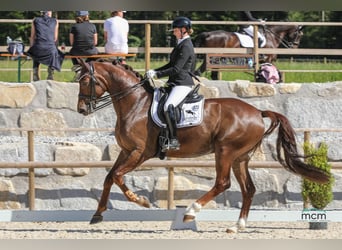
[1,221,341,239]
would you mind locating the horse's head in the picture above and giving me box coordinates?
[267,24,304,49]
[287,25,304,48]
[77,59,110,115]
[76,59,151,116]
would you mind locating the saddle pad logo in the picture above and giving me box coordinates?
[151,89,204,128]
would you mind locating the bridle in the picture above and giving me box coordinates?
[78,62,147,114]
[287,25,303,47]
[265,25,303,48]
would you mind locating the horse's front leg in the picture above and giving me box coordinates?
[114,174,151,208]
[90,150,150,224]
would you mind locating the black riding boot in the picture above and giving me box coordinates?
[258,38,262,47]
[163,105,180,151]
[47,67,54,80]
[33,67,40,81]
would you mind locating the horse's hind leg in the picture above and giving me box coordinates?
[90,150,150,224]
[183,146,233,222]
[226,157,256,233]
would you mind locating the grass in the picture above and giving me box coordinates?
[0,57,341,83]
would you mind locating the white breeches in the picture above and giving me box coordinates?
[243,25,266,46]
[164,85,192,112]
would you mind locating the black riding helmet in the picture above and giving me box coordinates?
[172,16,192,29]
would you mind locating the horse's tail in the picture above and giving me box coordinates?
[261,110,330,184]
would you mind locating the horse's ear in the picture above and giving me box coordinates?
[76,58,90,71]
[77,58,86,67]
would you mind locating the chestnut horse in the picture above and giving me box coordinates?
[76,60,328,233]
[194,24,304,80]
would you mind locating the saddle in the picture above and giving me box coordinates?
[150,84,205,160]
[151,83,204,128]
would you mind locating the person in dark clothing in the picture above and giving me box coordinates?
[26,11,64,81]
[146,16,196,151]
[69,11,99,65]
[239,11,266,47]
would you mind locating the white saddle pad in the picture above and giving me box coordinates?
[234,32,254,47]
[151,89,204,128]
[234,32,266,48]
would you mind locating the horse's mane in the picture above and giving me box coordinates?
[268,24,297,33]
[111,59,144,81]
[96,59,155,93]
[95,58,143,80]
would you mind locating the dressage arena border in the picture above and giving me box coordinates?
[1,209,341,231]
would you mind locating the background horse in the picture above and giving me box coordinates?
[194,24,304,80]
[77,59,328,233]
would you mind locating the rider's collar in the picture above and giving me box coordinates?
[177,35,190,45]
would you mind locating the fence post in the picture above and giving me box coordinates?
[145,23,151,72]
[303,131,311,163]
[253,24,259,80]
[304,130,311,145]
[28,130,35,210]
[167,166,175,209]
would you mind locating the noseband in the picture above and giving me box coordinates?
[78,62,147,114]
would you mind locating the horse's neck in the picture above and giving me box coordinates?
[109,81,151,119]
[266,26,288,47]
[103,64,151,119]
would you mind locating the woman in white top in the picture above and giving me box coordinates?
[104,10,129,62]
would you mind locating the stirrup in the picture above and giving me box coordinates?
[162,138,180,152]
[170,139,180,150]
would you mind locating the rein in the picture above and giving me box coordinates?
[78,62,147,113]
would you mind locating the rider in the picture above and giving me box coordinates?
[146,16,196,151]
[239,11,266,47]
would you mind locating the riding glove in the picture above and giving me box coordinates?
[146,69,157,79]
[258,19,266,25]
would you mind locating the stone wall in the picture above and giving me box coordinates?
[0,79,341,211]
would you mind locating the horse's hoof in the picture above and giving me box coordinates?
[226,226,238,234]
[183,214,195,223]
[137,195,151,208]
[89,215,103,224]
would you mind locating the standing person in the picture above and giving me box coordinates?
[146,16,196,151]
[239,11,266,47]
[69,11,99,66]
[26,11,64,81]
[103,10,129,63]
